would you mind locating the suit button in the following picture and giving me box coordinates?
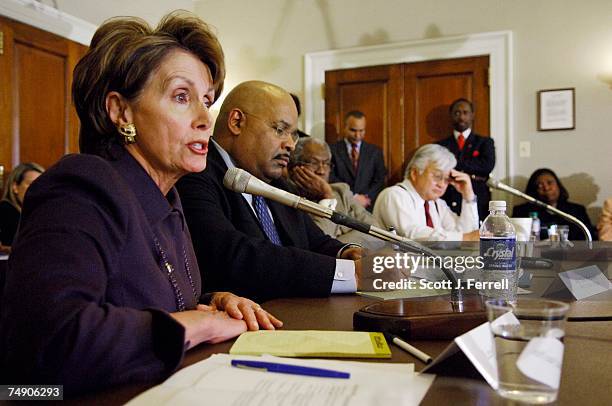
[452,202,457,207]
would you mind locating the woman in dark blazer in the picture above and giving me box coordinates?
[0,162,44,248]
[0,11,281,394]
[513,168,597,240]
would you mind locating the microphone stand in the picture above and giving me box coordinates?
[329,212,465,310]
[514,194,592,243]
[488,180,593,243]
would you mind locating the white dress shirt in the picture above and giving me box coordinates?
[212,139,356,293]
[373,179,479,241]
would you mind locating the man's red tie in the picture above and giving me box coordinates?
[424,201,433,228]
[351,144,359,172]
[457,133,465,150]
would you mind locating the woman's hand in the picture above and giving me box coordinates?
[208,292,283,331]
[170,308,248,349]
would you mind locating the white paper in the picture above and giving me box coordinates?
[516,337,564,389]
[126,354,433,406]
[558,265,612,300]
[454,311,520,390]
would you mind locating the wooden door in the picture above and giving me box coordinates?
[324,55,490,186]
[0,16,87,177]
[403,56,490,167]
[324,64,403,183]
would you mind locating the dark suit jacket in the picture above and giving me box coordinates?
[438,132,495,220]
[513,201,597,241]
[329,140,386,204]
[2,145,192,393]
[176,143,345,302]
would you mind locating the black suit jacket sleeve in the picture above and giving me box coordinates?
[177,151,344,302]
[365,145,387,201]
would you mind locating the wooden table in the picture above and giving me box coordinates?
[64,295,612,405]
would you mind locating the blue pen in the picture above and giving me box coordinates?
[230,359,350,379]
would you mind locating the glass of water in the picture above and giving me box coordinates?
[486,299,570,404]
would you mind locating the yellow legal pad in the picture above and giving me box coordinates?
[229,330,391,358]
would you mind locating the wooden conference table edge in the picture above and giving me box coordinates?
[60,295,611,406]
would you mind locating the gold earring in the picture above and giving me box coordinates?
[118,123,137,144]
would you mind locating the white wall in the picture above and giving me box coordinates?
[7,0,611,222]
[195,0,612,222]
[56,0,196,25]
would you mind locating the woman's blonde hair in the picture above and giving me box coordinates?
[73,10,225,157]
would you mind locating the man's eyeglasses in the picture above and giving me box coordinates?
[429,170,451,184]
[298,159,333,171]
[242,111,299,143]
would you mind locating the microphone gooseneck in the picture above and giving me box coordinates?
[486,177,592,242]
[223,168,464,305]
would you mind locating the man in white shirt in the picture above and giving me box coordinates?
[373,144,480,241]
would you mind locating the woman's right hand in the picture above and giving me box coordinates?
[170,307,248,349]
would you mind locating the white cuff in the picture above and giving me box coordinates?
[319,198,338,210]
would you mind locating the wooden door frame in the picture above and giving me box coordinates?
[305,31,513,182]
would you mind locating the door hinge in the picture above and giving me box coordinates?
[487,67,491,87]
[0,31,4,55]
[320,82,325,99]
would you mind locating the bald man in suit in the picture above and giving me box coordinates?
[329,110,386,211]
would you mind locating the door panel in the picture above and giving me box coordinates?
[325,55,490,186]
[324,64,402,184]
[0,15,87,177]
[16,43,66,168]
[403,56,490,165]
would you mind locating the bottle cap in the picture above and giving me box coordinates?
[489,200,506,210]
[529,211,539,218]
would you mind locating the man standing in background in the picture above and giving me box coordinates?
[438,98,495,220]
[329,111,386,211]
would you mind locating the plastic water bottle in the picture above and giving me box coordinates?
[529,211,541,241]
[479,201,517,302]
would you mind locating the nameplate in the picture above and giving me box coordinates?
[423,311,519,390]
[558,265,612,300]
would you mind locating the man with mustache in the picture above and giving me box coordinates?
[177,81,363,301]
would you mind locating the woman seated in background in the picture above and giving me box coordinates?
[513,168,597,240]
[0,11,281,395]
[0,162,44,249]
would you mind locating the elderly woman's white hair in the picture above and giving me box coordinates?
[404,144,457,178]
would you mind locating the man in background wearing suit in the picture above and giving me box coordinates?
[438,98,495,220]
[177,81,363,302]
[329,111,386,210]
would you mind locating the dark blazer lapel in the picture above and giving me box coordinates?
[336,141,356,180]
[208,143,265,234]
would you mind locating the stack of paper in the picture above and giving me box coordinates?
[229,330,391,358]
[127,354,435,406]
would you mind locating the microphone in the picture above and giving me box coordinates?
[487,177,592,242]
[223,167,464,305]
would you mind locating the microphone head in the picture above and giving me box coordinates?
[486,177,499,189]
[223,167,251,193]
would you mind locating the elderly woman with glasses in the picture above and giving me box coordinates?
[1,12,281,394]
[373,144,480,241]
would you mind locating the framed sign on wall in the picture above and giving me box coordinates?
[537,88,575,131]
